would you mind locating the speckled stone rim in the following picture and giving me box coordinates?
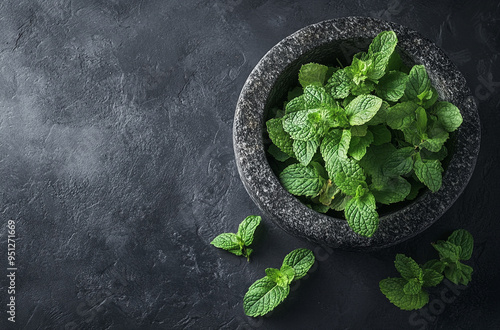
[233,17,480,250]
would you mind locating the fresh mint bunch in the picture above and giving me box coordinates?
[243,248,315,317]
[380,229,473,310]
[265,30,463,237]
[211,215,261,261]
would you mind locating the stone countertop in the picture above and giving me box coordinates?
[0,0,498,329]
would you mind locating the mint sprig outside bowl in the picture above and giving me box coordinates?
[233,17,480,250]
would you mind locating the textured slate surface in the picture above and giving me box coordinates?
[0,0,498,329]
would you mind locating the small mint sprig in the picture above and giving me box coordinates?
[210,215,261,261]
[243,248,315,317]
[380,229,474,311]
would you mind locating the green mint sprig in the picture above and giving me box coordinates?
[380,229,474,310]
[210,215,261,261]
[243,248,315,317]
[265,30,463,237]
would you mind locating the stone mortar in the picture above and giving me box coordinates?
[233,16,480,251]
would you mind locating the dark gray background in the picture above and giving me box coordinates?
[0,0,498,329]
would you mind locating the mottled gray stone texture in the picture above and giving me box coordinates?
[0,0,499,329]
[234,17,480,250]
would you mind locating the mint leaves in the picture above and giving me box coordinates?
[243,248,315,317]
[265,30,463,237]
[380,229,474,310]
[210,215,261,261]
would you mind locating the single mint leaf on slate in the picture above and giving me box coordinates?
[422,268,444,287]
[268,144,290,162]
[369,125,392,145]
[386,101,419,130]
[345,190,379,237]
[210,233,242,256]
[266,118,295,157]
[285,95,306,114]
[432,240,461,263]
[403,278,423,295]
[280,163,326,197]
[299,63,329,87]
[432,101,463,132]
[282,248,315,280]
[404,65,431,104]
[422,259,446,274]
[444,262,473,285]
[293,138,319,166]
[379,277,429,311]
[348,131,374,161]
[325,68,351,99]
[243,276,290,317]
[394,254,423,280]
[414,153,443,192]
[237,215,261,247]
[376,70,408,102]
[282,109,321,141]
[370,175,411,204]
[447,229,474,261]
[382,147,415,177]
[415,107,428,136]
[345,95,383,126]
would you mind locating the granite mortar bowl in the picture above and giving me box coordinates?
[233,17,480,251]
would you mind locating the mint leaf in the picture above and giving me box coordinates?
[325,68,351,99]
[382,147,415,177]
[370,175,411,204]
[432,101,463,132]
[445,262,473,285]
[348,131,374,161]
[237,215,261,246]
[280,264,296,284]
[379,278,429,311]
[320,129,354,179]
[280,163,326,197]
[333,157,366,196]
[345,95,383,126]
[287,86,303,101]
[330,194,351,211]
[211,233,242,256]
[414,153,443,192]
[421,86,438,109]
[422,268,444,287]
[404,65,431,104]
[369,125,392,145]
[285,95,306,114]
[243,276,290,317]
[282,248,315,280]
[293,138,319,166]
[344,189,379,237]
[386,101,419,130]
[359,143,396,178]
[351,124,368,137]
[415,107,428,136]
[366,101,390,126]
[432,241,461,263]
[267,118,294,157]
[299,63,329,87]
[394,254,422,280]
[403,279,423,295]
[422,259,446,273]
[268,144,290,162]
[283,109,321,141]
[265,267,294,287]
[447,229,474,261]
[420,119,449,152]
[406,181,425,201]
[376,71,408,102]
[318,179,340,206]
[367,31,398,80]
